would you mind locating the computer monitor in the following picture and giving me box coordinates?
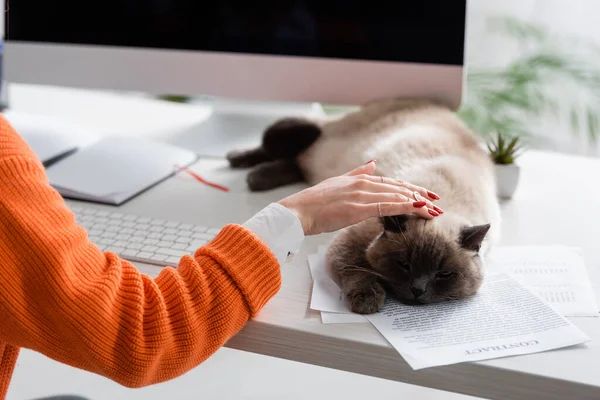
[4,1,467,108]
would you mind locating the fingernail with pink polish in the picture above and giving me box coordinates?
[365,160,376,165]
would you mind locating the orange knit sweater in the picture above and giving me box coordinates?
[0,115,282,399]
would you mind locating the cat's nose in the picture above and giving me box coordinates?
[411,287,425,299]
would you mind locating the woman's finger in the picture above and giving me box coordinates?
[359,200,438,220]
[351,180,443,214]
[352,191,437,212]
[344,160,377,177]
[359,174,440,201]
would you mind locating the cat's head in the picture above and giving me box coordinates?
[365,214,490,305]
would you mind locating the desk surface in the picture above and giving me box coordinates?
[9,84,600,400]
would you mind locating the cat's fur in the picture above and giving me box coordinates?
[227,97,501,314]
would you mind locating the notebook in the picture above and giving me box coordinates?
[45,136,198,205]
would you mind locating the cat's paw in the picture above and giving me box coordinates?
[246,169,277,191]
[345,283,386,314]
[226,149,259,169]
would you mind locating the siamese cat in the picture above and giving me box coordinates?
[227,97,501,314]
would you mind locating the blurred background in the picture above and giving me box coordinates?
[462,0,600,158]
[160,0,600,159]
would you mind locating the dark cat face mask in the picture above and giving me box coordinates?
[365,215,490,305]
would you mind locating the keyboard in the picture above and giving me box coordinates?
[69,203,222,266]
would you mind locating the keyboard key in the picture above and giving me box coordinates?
[106,246,125,254]
[150,226,163,233]
[207,228,221,235]
[175,237,190,244]
[122,222,136,228]
[136,251,154,259]
[163,228,178,235]
[163,235,177,242]
[189,240,207,248]
[134,230,148,237]
[156,248,187,257]
[114,241,129,248]
[150,254,168,262]
[192,226,208,232]
[141,245,158,252]
[126,242,144,250]
[172,243,187,250]
[194,233,214,241]
[136,224,150,230]
[122,249,139,257]
[179,224,194,230]
[123,214,137,221]
[164,221,179,228]
[157,241,175,248]
[186,244,202,252]
[148,232,162,239]
[165,256,181,265]
[150,219,166,226]
[130,236,145,243]
[179,230,193,237]
[143,239,159,245]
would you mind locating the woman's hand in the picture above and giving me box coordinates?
[277,161,443,236]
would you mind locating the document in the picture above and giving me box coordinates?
[365,273,590,369]
[308,253,361,315]
[486,246,599,317]
[321,311,369,324]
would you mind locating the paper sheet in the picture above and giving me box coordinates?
[487,246,599,317]
[307,253,363,315]
[365,273,590,369]
[321,311,369,324]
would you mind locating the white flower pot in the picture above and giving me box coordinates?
[495,163,520,199]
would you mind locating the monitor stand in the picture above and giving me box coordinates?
[166,97,326,158]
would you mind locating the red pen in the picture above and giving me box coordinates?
[174,165,230,192]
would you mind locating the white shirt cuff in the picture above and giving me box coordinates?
[242,203,305,265]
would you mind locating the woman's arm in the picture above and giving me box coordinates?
[0,117,285,388]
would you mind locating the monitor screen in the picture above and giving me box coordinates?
[6,1,466,66]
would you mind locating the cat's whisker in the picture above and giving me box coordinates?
[340,264,399,284]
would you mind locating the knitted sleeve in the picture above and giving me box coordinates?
[0,115,281,388]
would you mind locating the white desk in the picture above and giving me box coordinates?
[7,84,600,400]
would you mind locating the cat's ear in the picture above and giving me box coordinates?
[380,215,408,233]
[459,224,491,252]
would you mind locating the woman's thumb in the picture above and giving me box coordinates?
[346,160,377,176]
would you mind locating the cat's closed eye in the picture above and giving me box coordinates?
[397,261,411,272]
[435,270,455,279]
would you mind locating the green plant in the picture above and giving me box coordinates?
[156,94,191,103]
[458,16,600,145]
[487,132,522,165]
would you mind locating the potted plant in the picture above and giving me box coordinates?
[487,132,523,199]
